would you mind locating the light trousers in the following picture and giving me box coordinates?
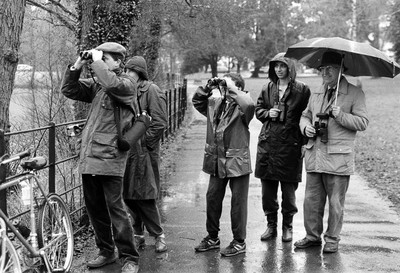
[303,172,349,243]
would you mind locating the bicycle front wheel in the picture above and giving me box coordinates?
[37,194,74,272]
[0,232,22,273]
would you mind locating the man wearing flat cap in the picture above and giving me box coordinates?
[61,42,140,273]
[295,51,369,253]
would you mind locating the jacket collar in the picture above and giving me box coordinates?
[137,79,151,92]
[316,76,349,95]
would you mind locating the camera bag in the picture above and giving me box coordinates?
[113,99,151,151]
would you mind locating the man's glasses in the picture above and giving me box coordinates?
[318,66,339,74]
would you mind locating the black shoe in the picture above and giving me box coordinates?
[294,237,322,249]
[220,240,246,257]
[260,227,277,241]
[194,236,220,252]
[282,227,293,242]
[87,253,117,268]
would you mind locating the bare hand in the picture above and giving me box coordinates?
[269,108,281,118]
[304,124,316,138]
[331,106,341,118]
[91,49,103,62]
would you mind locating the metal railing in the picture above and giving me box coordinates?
[0,78,187,232]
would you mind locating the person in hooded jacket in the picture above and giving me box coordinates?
[192,73,255,257]
[255,53,310,243]
[123,56,168,253]
[61,42,139,273]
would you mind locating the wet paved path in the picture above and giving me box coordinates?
[71,83,400,273]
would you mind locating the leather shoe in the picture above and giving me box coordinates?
[134,235,145,250]
[155,236,168,253]
[87,253,117,268]
[323,242,338,253]
[260,227,277,241]
[121,261,139,273]
[282,227,293,242]
[294,237,322,249]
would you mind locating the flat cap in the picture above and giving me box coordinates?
[95,42,126,57]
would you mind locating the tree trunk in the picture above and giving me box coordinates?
[129,0,162,81]
[0,0,26,214]
[251,67,261,78]
[0,0,26,131]
[74,0,106,120]
[210,53,218,78]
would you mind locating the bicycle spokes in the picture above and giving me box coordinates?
[37,194,74,272]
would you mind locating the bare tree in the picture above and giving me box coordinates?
[0,0,26,131]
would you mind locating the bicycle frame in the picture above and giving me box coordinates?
[0,172,67,272]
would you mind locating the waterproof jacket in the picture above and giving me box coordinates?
[192,86,255,178]
[254,54,310,182]
[61,61,138,177]
[123,80,167,200]
[299,76,369,175]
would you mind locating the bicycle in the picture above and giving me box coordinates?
[0,149,74,272]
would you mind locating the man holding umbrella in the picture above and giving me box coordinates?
[295,51,369,253]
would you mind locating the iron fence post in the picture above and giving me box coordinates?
[0,130,6,214]
[48,122,56,193]
[173,87,177,132]
[168,89,172,136]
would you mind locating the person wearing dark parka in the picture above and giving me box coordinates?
[123,56,168,253]
[255,52,310,243]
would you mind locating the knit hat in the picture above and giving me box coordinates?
[125,56,149,80]
[95,42,126,58]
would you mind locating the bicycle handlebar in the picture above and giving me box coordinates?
[0,149,31,165]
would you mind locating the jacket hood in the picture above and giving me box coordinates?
[268,52,297,84]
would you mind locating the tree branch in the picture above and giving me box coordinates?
[47,0,78,20]
[26,0,77,31]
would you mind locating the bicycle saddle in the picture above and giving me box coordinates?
[20,156,47,170]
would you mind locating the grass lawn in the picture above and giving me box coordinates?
[244,74,400,214]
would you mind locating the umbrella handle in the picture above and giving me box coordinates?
[334,56,344,106]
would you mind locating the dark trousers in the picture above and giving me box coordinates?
[125,199,164,238]
[82,174,139,263]
[261,179,298,217]
[148,144,161,198]
[206,174,249,241]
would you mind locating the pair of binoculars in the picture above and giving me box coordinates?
[271,102,286,122]
[313,113,329,143]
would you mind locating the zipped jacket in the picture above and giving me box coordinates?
[299,77,369,175]
[192,86,255,178]
[61,61,138,177]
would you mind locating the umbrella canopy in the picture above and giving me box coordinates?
[285,37,400,78]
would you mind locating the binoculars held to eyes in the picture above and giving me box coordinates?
[80,51,92,61]
[208,78,227,87]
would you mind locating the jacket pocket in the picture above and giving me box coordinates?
[327,145,352,154]
[203,144,217,174]
[305,139,315,149]
[327,142,353,173]
[91,132,118,159]
[226,148,250,176]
